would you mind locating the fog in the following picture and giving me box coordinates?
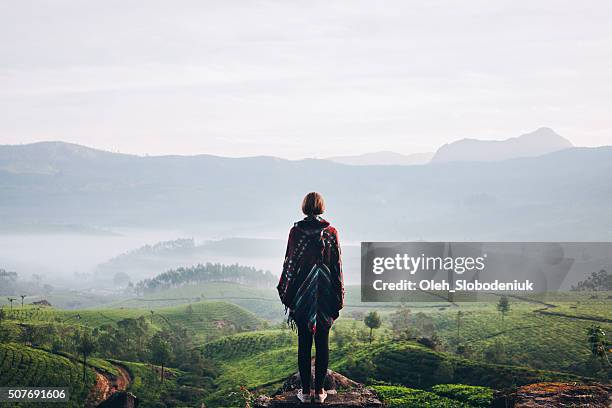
[0,224,363,292]
[0,229,181,285]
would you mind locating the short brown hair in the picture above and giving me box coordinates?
[301,192,325,215]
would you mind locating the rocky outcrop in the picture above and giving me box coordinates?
[493,382,612,408]
[253,369,381,408]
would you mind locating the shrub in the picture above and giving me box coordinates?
[431,384,493,408]
[372,385,468,408]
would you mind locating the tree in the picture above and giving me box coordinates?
[484,338,507,364]
[456,310,463,340]
[76,331,96,382]
[7,298,15,313]
[572,269,612,291]
[116,317,147,360]
[587,325,606,359]
[364,311,382,343]
[414,312,435,337]
[497,296,510,323]
[20,295,26,308]
[150,334,172,383]
[390,306,413,340]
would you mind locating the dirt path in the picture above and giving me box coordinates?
[92,371,112,402]
[88,363,131,406]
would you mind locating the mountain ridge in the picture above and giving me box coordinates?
[326,151,434,166]
[1,140,612,241]
[1,127,575,166]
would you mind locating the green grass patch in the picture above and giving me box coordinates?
[430,384,493,408]
[203,329,295,361]
[0,342,95,407]
[372,385,469,408]
[338,340,583,389]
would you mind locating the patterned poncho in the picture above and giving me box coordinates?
[277,215,344,333]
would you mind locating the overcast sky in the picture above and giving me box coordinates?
[1,0,611,158]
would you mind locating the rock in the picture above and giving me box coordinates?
[96,391,138,408]
[493,382,612,408]
[253,369,381,408]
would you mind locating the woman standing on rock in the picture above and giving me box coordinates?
[277,192,344,404]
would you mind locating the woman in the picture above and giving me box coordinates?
[277,192,344,404]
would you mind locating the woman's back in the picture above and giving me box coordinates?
[277,215,344,333]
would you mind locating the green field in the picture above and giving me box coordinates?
[105,282,285,321]
[197,324,589,407]
[373,384,493,408]
[0,342,95,407]
[1,284,610,407]
[1,300,265,345]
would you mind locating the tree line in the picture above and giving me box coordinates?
[135,262,277,294]
[571,269,612,291]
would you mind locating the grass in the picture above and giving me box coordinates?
[430,384,493,407]
[334,292,611,375]
[373,385,469,408]
[106,282,286,320]
[203,330,299,407]
[337,340,584,390]
[115,360,195,407]
[0,342,96,408]
[103,359,211,407]
[203,329,295,361]
[2,289,610,407]
[372,384,493,408]
[0,291,122,310]
[198,326,581,407]
[155,301,266,344]
[1,300,265,345]
[428,298,612,372]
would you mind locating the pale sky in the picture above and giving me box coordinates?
[1,0,611,158]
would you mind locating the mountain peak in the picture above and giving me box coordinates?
[431,128,573,163]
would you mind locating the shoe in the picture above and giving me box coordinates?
[314,390,327,404]
[297,389,312,403]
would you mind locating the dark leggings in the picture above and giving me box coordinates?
[297,322,329,393]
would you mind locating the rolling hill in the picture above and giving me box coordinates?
[0,342,96,407]
[5,300,265,344]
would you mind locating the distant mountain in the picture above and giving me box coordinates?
[0,141,134,175]
[1,140,612,242]
[327,151,433,166]
[431,128,573,163]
